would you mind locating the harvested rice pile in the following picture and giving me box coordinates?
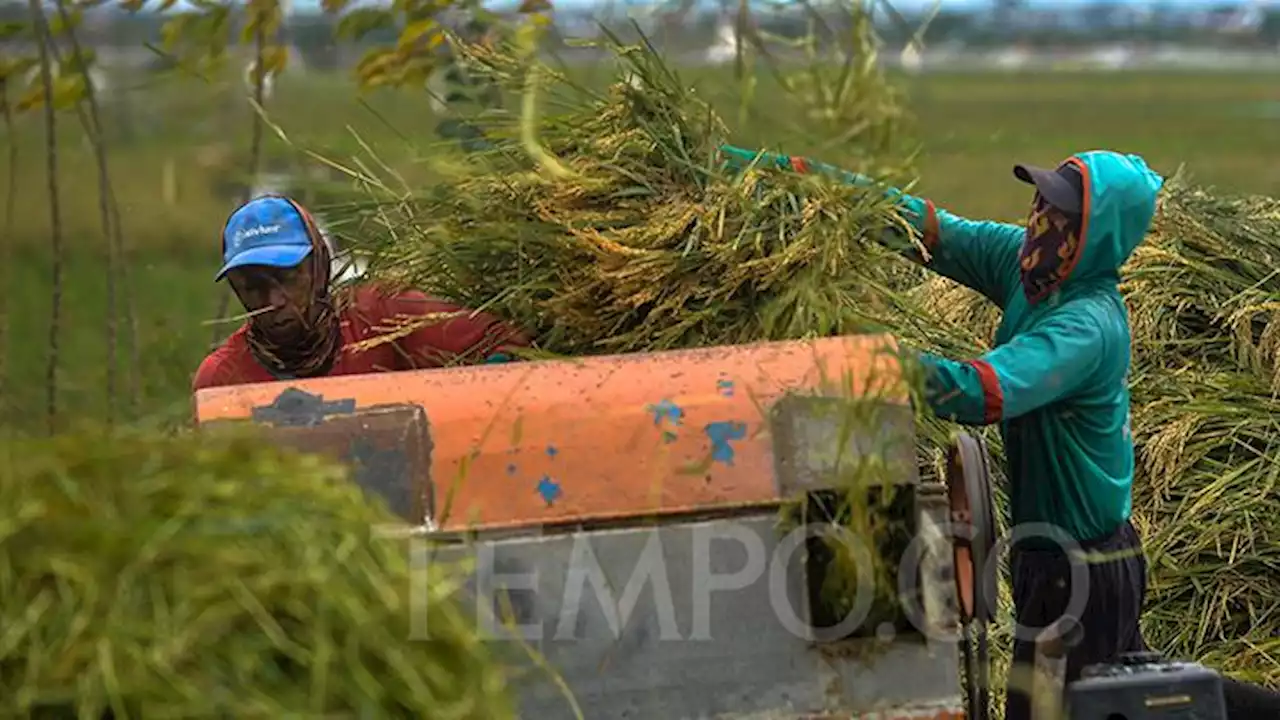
[337,28,1280,700]
[342,37,926,358]
[0,428,512,717]
[1124,178,1280,685]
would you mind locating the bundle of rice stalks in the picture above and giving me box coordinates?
[342,34,924,358]
[0,428,512,717]
[907,274,1001,356]
[1125,173,1280,387]
[1120,179,1280,684]
[1129,369,1280,685]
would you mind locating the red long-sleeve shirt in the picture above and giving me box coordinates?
[193,286,530,391]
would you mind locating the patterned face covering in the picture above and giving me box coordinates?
[1019,192,1082,302]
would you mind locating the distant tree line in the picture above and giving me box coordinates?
[0,2,1276,65]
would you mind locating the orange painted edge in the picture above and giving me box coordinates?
[194,334,911,530]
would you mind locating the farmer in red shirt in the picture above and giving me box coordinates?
[193,195,529,391]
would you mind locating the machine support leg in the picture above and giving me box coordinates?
[961,629,975,720]
[977,617,990,716]
[1032,616,1082,720]
[960,616,991,720]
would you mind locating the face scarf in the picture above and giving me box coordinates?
[244,201,343,379]
[1019,192,1083,303]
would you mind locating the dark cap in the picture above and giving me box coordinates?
[1013,162,1083,215]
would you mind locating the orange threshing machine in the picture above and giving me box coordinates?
[194,334,997,720]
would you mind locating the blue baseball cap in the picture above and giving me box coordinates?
[215,195,315,281]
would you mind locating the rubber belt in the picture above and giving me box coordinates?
[947,432,996,720]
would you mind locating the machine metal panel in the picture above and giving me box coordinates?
[429,513,963,719]
[1068,659,1228,720]
[193,334,908,533]
[770,395,920,495]
[206,387,433,524]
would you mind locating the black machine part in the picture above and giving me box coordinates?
[945,432,998,720]
[1069,653,1228,720]
[1072,652,1280,720]
[1220,676,1280,719]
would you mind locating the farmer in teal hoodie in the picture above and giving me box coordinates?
[721,145,1162,720]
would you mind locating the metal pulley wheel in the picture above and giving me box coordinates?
[945,432,997,720]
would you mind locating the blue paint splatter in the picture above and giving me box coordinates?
[507,463,518,476]
[546,445,559,458]
[536,475,563,505]
[717,379,735,397]
[647,399,685,428]
[705,421,748,465]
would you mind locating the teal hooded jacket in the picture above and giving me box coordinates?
[719,146,1164,543]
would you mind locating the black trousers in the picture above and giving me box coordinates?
[1004,519,1148,720]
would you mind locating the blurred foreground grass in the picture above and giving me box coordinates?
[3,68,1279,431]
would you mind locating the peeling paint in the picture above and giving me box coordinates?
[647,398,685,428]
[536,475,562,505]
[705,421,748,465]
[251,387,356,427]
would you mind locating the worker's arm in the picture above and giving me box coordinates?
[384,290,531,369]
[916,304,1110,426]
[718,145,1025,309]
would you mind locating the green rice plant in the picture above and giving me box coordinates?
[0,426,513,717]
